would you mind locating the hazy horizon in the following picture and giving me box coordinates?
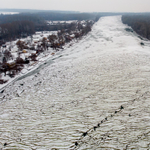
[0,0,150,13]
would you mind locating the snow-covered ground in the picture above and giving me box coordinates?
[0,31,60,89]
[47,20,78,25]
[0,16,150,149]
[0,12,19,15]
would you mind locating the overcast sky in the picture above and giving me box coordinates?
[1,0,150,12]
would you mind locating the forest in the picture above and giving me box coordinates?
[122,13,150,40]
[0,10,132,45]
[0,12,101,45]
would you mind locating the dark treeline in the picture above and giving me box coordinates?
[0,12,100,45]
[37,12,132,21]
[36,12,97,21]
[0,11,127,45]
[0,13,44,24]
[0,12,99,24]
[122,14,150,39]
[0,20,35,40]
[0,14,46,44]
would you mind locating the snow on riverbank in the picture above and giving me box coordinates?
[0,16,150,149]
[0,30,76,90]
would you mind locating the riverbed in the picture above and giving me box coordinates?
[0,16,150,149]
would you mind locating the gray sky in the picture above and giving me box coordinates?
[1,0,150,12]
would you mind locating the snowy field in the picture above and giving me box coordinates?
[0,12,19,15]
[47,20,78,25]
[0,16,150,149]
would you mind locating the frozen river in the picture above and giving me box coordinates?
[0,16,150,149]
